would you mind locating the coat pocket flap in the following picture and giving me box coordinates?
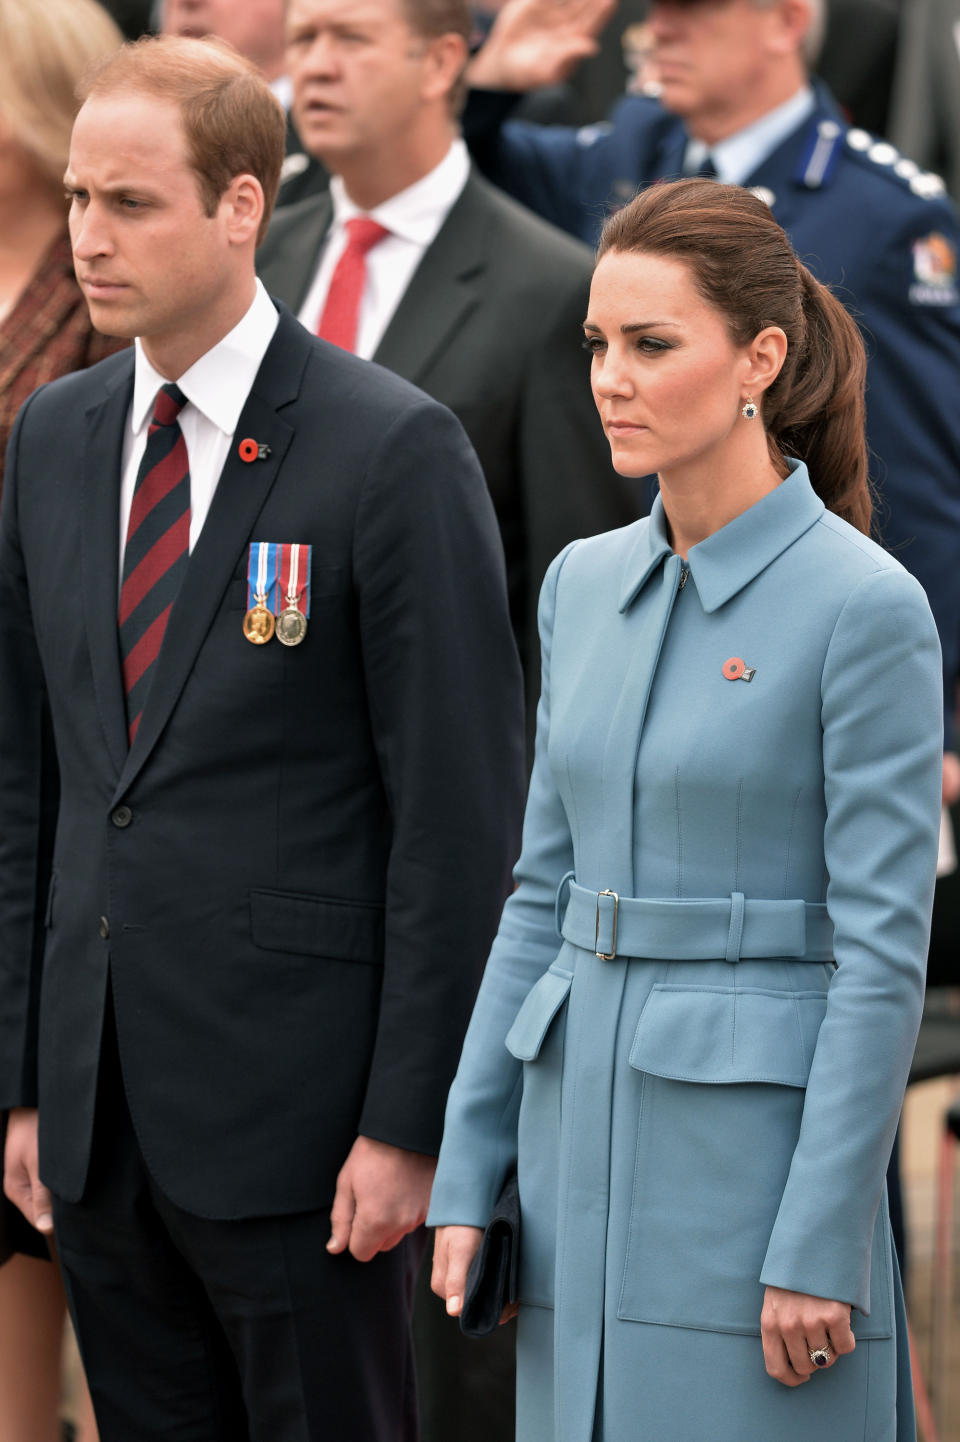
[629,984,828,1086]
[505,967,573,1061]
[249,888,384,963]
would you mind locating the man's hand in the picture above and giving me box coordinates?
[327,1136,436,1262]
[761,1285,855,1387]
[466,0,617,93]
[3,1107,53,1234]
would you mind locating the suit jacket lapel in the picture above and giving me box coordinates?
[373,174,486,385]
[81,360,134,778]
[113,311,309,800]
[261,193,333,316]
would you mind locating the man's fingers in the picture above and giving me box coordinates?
[32,1180,54,1234]
[327,1174,356,1255]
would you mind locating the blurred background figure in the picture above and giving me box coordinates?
[889,0,960,205]
[260,0,644,744]
[97,0,155,38]
[160,0,329,203]
[0,0,126,1434]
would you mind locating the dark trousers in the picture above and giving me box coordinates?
[53,1000,423,1442]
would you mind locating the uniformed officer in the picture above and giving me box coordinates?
[464,0,960,798]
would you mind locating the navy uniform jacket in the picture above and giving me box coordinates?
[465,82,960,739]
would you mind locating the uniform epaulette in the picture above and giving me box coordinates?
[841,127,948,200]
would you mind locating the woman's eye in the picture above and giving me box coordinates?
[581,337,606,355]
[636,337,671,354]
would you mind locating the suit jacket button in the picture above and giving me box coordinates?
[111,805,133,828]
[99,916,110,939]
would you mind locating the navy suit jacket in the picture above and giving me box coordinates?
[0,308,526,1216]
[464,81,960,740]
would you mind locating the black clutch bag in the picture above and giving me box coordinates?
[459,1172,521,1338]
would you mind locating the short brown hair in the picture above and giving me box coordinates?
[79,34,286,243]
[598,180,871,535]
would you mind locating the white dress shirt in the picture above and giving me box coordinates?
[297,139,471,359]
[120,279,279,572]
[683,86,816,184]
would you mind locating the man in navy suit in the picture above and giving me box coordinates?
[463,0,960,797]
[0,33,524,1441]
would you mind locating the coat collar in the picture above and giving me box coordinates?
[619,459,824,613]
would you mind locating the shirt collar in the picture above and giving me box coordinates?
[328,138,470,246]
[619,459,825,613]
[684,86,816,185]
[131,279,280,437]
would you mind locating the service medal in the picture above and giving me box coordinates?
[243,541,280,644]
[275,541,312,648]
[243,601,276,644]
[276,607,308,646]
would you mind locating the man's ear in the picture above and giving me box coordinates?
[420,32,469,105]
[222,173,265,247]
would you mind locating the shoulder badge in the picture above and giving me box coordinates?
[910,233,959,307]
[796,118,843,189]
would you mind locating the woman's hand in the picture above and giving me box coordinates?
[432,1224,521,1325]
[432,1224,484,1317]
[761,1286,855,1386]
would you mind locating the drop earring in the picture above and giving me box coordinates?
[741,397,759,420]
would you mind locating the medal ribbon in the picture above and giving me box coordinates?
[246,541,279,612]
[278,543,313,617]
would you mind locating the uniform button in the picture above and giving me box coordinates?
[99,916,110,939]
[111,805,133,828]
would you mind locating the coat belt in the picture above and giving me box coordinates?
[557,876,834,962]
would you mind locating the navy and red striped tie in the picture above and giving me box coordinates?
[119,382,191,744]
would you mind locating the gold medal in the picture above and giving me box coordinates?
[243,598,275,644]
[276,606,308,646]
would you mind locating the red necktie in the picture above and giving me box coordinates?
[316,217,390,353]
[119,383,191,745]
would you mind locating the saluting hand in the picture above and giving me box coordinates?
[327,1136,436,1262]
[467,0,618,94]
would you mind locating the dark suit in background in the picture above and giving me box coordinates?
[258,171,646,724]
[0,308,525,1437]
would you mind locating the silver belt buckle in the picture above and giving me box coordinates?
[595,888,619,960]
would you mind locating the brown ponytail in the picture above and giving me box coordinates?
[597,180,872,535]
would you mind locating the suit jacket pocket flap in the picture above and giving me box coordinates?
[249,888,384,964]
[629,984,828,1086]
[505,966,573,1061]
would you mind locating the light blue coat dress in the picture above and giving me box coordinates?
[428,462,943,1442]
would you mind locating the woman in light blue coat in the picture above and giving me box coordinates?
[429,180,943,1442]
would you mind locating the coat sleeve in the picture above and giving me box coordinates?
[428,541,579,1226]
[759,565,942,1312]
[0,392,60,1111]
[351,396,527,1156]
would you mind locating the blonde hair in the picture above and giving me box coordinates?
[80,35,287,244]
[0,0,123,187]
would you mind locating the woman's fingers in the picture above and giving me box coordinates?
[761,1285,855,1387]
[760,1328,808,1387]
[431,1224,484,1317]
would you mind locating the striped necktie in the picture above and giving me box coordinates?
[316,217,390,352]
[119,382,191,744]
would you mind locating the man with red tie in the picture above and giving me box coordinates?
[0,32,524,1441]
[257,0,645,736]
